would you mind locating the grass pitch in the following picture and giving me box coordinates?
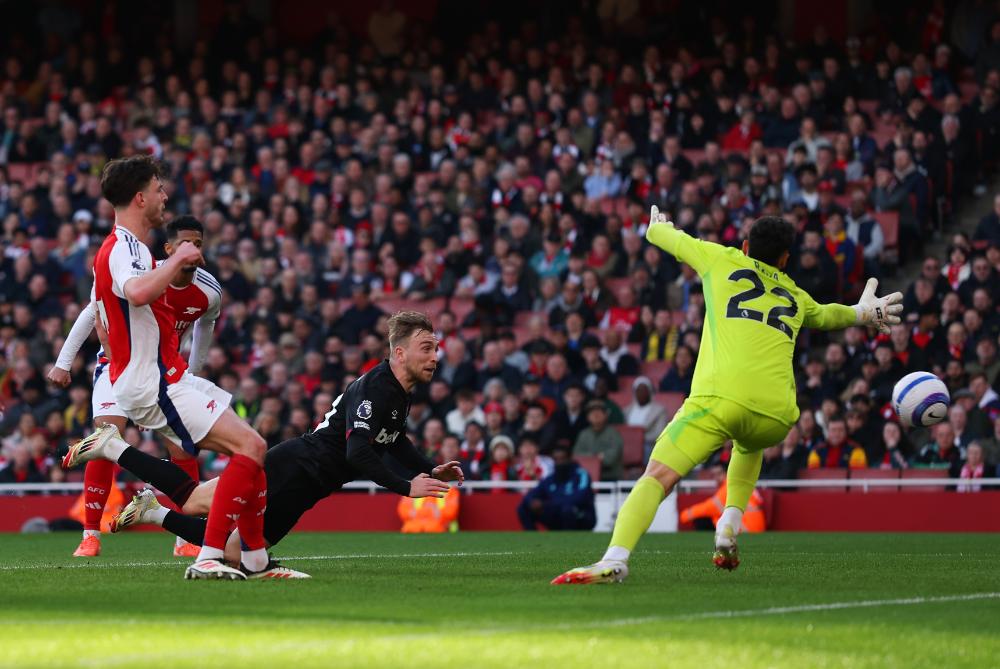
[0,531,997,668]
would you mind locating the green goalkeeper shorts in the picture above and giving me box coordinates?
[650,396,792,476]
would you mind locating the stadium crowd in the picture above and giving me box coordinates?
[0,4,999,493]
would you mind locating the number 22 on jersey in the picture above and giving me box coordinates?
[724,268,798,339]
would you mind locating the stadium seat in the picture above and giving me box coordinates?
[959,80,979,103]
[849,468,900,493]
[617,375,637,394]
[448,297,475,325]
[872,211,899,261]
[653,392,685,420]
[857,100,878,116]
[6,163,30,184]
[573,454,602,483]
[901,468,951,492]
[640,359,671,383]
[796,468,849,492]
[616,425,646,473]
[609,389,632,411]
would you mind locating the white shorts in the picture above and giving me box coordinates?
[125,373,232,455]
[92,362,127,419]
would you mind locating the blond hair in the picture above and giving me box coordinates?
[387,311,434,349]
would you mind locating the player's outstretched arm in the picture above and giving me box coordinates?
[47,302,98,387]
[803,277,903,334]
[852,278,903,334]
[645,205,720,275]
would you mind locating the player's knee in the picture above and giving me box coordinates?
[233,430,266,463]
[644,460,681,493]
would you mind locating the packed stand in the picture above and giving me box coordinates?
[0,6,998,489]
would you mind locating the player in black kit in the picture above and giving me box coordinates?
[76,312,464,576]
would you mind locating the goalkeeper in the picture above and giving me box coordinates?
[553,210,902,584]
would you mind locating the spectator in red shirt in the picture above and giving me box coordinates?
[721,109,762,152]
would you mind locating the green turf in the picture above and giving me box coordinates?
[0,531,997,668]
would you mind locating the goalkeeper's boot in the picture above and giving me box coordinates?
[243,558,311,580]
[72,535,101,557]
[62,423,121,469]
[551,560,629,585]
[185,558,246,581]
[110,489,160,533]
[713,524,740,571]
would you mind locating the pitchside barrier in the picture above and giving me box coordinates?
[1,479,998,533]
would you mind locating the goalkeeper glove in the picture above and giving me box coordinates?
[649,205,673,228]
[853,278,903,335]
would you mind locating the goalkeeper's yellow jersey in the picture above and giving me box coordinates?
[647,224,857,426]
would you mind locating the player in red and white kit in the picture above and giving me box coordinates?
[49,215,222,559]
[62,156,267,581]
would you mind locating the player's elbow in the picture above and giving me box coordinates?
[124,284,154,307]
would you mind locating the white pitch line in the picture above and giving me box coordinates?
[379,592,1000,640]
[0,550,517,571]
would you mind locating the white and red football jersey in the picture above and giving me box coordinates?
[93,226,187,411]
[167,268,222,348]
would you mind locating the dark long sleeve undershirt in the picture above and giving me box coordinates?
[345,430,412,496]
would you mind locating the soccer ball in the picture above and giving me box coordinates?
[891,371,950,428]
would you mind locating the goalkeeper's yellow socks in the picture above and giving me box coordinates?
[603,476,666,562]
[725,447,763,511]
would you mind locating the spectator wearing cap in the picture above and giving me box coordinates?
[485,435,516,483]
[482,401,510,443]
[624,376,669,452]
[574,399,624,480]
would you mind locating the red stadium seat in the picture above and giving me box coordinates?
[616,425,646,473]
[653,392,685,420]
[641,359,671,383]
[857,100,878,117]
[609,389,632,412]
[683,149,706,167]
[901,468,950,492]
[959,80,979,103]
[872,211,899,260]
[447,297,475,325]
[573,454,602,483]
[796,468,849,492]
[849,468,900,492]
